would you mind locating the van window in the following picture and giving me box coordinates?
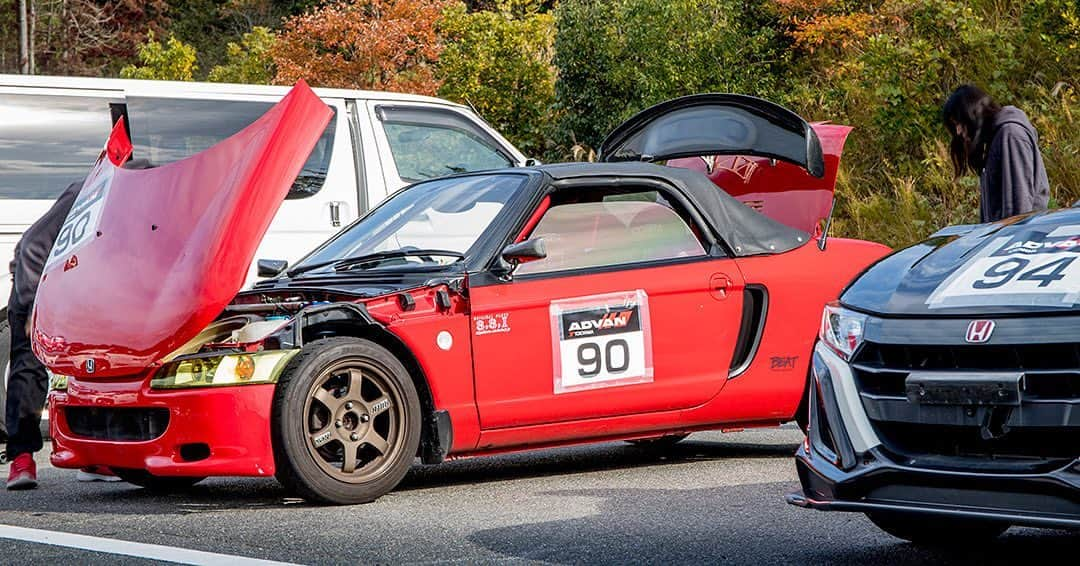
[0,94,113,200]
[377,106,512,182]
[125,97,337,199]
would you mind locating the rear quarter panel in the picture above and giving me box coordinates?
[691,238,890,423]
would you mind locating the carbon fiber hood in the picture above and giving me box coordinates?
[842,207,1080,316]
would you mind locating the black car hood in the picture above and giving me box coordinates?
[842,208,1080,317]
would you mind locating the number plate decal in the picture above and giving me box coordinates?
[550,290,653,394]
[927,225,1080,309]
[43,152,118,274]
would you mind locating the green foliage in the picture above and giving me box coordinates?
[552,0,787,154]
[437,1,557,156]
[208,27,277,84]
[120,32,198,81]
[780,0,1080,248]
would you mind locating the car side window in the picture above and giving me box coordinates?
[377,106,513,182]
[0,94,114,199]
[124,97,337,199]
[515,190,707,276]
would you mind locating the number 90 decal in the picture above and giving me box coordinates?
[550,290,653,394]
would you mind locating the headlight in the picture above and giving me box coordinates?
[49,372,69,391]
[820,302,867,360]
[150,350,299,389]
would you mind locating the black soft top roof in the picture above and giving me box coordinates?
[534,162,811,257]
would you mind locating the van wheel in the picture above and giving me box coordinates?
[112,468,205,491]
[867,511,1009,544]
[272,337,421,505]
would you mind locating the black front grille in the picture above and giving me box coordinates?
[855,342,1080,372]
[64,407,169,441]
[873,423,1080,465]
[851,341,1080,466]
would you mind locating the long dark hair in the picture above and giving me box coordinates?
[942,85,1002,177]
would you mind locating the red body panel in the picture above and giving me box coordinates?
[469,260,744,431]
[33,82,333,378]
[668,124,852,235]
[50,379,276,476]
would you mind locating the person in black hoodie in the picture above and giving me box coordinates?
[6,159,152,489]
[943,84,1050,223]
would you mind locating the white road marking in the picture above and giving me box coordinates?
[0,524,298,565]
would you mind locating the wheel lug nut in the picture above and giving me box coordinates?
[350,433,359,441]
[345,402,353,410]
[335,420,342,428]
[360,414,370,423]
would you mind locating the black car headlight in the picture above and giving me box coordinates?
[150,350,299,389]
[820,302,867,361]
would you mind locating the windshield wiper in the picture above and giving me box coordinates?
[288,250,464,277]
[333,249,464,272]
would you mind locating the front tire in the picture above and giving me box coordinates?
[272,337,421,505]
[867,511,1009,544]
[112,468,205,491]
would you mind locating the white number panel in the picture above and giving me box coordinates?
[927,225,1080,309]
[43,152,116,274]
[550,290,654,394]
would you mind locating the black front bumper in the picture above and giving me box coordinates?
[789,346,1080,530]
[790,445,1080,529]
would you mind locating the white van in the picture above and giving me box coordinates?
[0,74,526,389]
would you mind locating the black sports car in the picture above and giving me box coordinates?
[788,207,1080,543]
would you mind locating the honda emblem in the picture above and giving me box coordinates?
[965,320,996,343]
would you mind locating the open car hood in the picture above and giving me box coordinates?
[32,81,333,378]
[599,93,849,235]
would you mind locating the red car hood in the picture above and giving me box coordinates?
[668,123,852,235]
[33,81,333,378]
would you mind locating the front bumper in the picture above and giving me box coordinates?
[789,344,1080,529]
[49,376,276,477]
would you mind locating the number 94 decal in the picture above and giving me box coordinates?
[550,290,654,394]
[928,227,1080,309]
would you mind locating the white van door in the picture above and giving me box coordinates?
[365,101,522,194]
[119,91,359,284]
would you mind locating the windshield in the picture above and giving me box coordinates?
[293,173,528,274]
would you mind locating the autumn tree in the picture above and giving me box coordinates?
[120,31,198,81]
[208,26,276,83]
[272,0,452,94]
[437,1,556,155]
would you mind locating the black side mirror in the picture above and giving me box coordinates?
[257,259,288,278]
[501,238,547,264]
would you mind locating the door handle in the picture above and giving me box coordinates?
[709,273,733,301]
[329,201,344,227]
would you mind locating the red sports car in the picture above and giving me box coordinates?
[35,83,888,503]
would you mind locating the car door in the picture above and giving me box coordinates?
[469,183,746,429]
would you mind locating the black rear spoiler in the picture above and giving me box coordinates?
[599,93,825,178]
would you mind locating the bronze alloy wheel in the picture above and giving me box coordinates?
[302,358,406,483]
[272,337,422,504]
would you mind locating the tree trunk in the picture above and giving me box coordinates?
[18,0,29,73]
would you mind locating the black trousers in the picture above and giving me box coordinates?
[5,304,47,457]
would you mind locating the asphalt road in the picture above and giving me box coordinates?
[0,426,1075,565]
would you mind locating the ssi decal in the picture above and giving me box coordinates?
[550,290,653,394]
[927,225,1080,309]
[43,154,117,274]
